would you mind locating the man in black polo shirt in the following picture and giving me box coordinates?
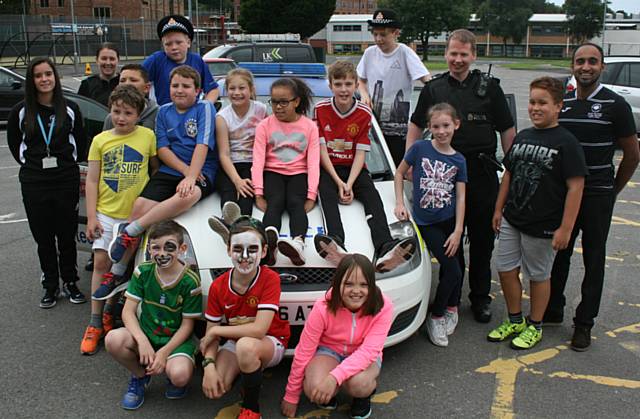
[545,43,639,351]
[78,42,120,107]
[406,29,515,323]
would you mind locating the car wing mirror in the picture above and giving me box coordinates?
[11,80,22,90]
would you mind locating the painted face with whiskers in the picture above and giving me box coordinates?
[228,231,264,275]
[149,236,181,269]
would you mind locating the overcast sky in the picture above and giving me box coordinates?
[548,0,640,14]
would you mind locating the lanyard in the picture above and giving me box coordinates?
[37,114,55,156]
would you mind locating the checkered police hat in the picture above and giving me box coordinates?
[368,8,402,29]
[157,15,194,40]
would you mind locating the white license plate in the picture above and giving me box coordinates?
[279,303,314,326]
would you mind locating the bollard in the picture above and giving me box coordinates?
[85,62,92,76]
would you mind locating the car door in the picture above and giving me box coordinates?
[0,68,25,121]
[604,62,640,132]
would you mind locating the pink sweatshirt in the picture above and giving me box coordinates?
[283,291,393,405]
[251,114,320,200]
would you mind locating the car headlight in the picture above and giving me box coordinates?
[375,220,422,280]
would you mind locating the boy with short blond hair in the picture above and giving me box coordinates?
[81,84,158,355]
[314,60,415,273]
[356,8,429,166]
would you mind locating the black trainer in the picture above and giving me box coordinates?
[84,254,94,272]
[471,303,492,323]
[350,389,374,419]
[571,325,591,352]
[542,310,563,326]
[62,282,87,304]
[39,288,59,309]
[316,396,338,411]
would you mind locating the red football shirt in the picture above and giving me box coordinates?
[205,266,290,346]
[314,98,372,166]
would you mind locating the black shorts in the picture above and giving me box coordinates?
[140,172,214,202]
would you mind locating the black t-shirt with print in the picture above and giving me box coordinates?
[503,125,588,238]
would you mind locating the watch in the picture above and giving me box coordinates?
[202,357,216,368]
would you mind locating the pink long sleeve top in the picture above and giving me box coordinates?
[251,114,320,200]
[283,290,393,404]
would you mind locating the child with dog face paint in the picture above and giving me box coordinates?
[201,217,290,419]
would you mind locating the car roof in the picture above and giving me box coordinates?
[203,57,235,63]
[604,56,640,63]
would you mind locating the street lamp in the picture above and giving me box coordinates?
[140,16,146,57]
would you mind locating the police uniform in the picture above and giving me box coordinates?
[410,69,514,310]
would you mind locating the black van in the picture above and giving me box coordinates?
[203,43,317,63]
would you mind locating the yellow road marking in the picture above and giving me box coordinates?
[573,247,624,261]
[617,199,640,206]
[372,390,399,403]
[605,322,640,338]
[619,341,640,357]
[625,181,637,188]
[617,301,640,308]
[611,215,640,227]
[548,371,640,389]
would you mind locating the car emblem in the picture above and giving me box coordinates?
[280,273,298,283]
[591,103,602,112]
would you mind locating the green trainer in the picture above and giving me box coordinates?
[487,319,527,342]
[511,325,543,350]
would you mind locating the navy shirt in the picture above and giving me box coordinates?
[404,140,467,225]
[143,51,218,106]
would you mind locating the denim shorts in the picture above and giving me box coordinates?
[316,346,382,368]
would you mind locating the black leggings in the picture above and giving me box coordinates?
[22,184,79,291]
[418,218,463,317]
[215,162,254,216]
[262,171,308,239]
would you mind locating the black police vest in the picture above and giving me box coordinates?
[427,70,499,156]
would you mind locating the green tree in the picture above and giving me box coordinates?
[379,0,471,60]
[0,0,28,14]
[563,0,604,43]
[238,0,336,39]
[478,0,533,56]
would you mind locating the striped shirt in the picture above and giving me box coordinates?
[559,84,636,195]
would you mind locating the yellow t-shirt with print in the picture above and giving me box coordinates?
[88,126,157,219]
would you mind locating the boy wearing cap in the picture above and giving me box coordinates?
[356,8,429,166]
[143,15,219,106]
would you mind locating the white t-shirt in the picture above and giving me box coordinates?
[356,43,429,137]
[218,100,268,163]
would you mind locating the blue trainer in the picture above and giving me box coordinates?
[121,374,151,410]
[108,223,139,263]
[165,378,187,399]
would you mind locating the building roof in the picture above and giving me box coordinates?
[528,14,568,23]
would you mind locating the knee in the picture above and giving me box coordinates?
[303,374,323,398]
[130,199,148,219]
[104,328,126,353]
[166,359,193,387]
[92,252,111,273]
[235,337,260,367]
[343,373,376,398]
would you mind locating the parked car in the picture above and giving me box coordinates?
[203,42,317,64]
[88,62,431,353]
[204,57,238,80]
[565,56,640,133]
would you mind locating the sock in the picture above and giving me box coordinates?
[241,368,263,413]
[89,313,103,328]
[111,261,127,276]
[529,319,542,331]
[103,303,113,315]
[446,306,458,313]
[508,312,523,324]
[124,221,144,237]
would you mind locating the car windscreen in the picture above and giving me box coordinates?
[207,62,236,77]
[205,45,233,59]
[218,94,391,179]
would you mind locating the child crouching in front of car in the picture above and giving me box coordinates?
[281,254,393,419]
[200,217,291,419]
[105,220,202,410]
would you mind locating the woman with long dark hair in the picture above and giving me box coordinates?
[7,57,88,308]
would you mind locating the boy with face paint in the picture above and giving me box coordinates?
[201,217,290,419]
[105,220,202,410]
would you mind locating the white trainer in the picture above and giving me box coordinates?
[426,314,449,347]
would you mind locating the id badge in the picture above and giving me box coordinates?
[42,156,58,169]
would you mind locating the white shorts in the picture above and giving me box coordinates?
[219,336,285,369]
[92,212,128,251]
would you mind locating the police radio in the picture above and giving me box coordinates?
[475,64,492,98]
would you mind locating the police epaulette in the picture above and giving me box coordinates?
[427,71,449,83]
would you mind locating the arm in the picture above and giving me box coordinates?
[201,320,226,399]
[6,106,23,164]
[406,86,431,151]
[85,160,103,241]
[217,116,253,198]
[205,88,220,103]
[394,160,411,221]
[614,134,640,195]
[444,182,466,257]
[306,122,320,203]
[500,127,516,155]
[121,297,156,367]
[70,102,88,161]
[492,170,511,233]
[147,317,195,375]
[552,176,584,251]
[320,144,348,201]
[175,143,208,197]
[157,147,190,174]
[358,78,371,108]
[251,121,267,202]
[344,150,366,202]
[206,309,275,341]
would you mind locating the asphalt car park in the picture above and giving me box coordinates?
[0,64,639,418]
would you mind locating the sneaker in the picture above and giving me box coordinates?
[264,226,279,266]
[444,309,459,336]
[109,223,139,263]
[571,325,591,352]
[316,396,338,410]
[102,311,115,335]
[92,272,128,301]
[165,378,187,399]
[39,288,59,309]
[80,325,104,355]
[121,374,151,410]
[426,314,448,347]
[208,215,230,244]
[278,237,306,266]
[350,394,372,419]
[314,234,348,266]
[62,282,87,304]
[237,407,261,419]
[487,319,527,342]
[375,238,415,273]
[85,254,94,272]
[222,201,242,225]
[542,310,564,326]
[511,325,543,350]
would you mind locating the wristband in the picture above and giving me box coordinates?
[202,357,216,368]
